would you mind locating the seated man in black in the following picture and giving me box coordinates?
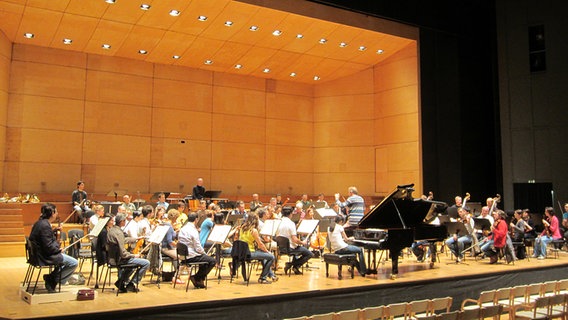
[29,203,78,292]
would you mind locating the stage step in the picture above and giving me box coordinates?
[0,241,25,257]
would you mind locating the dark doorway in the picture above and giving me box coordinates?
[513,182,553,214]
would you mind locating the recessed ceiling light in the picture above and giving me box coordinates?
[376,49,384,54]
[24,33,34,39]
[204,60,213,65]
[290,72,297,77]
[172,55,181,59]
[224,21,233,27]
[140,4,151,10]
[339,42,347,48]
[235,64,243,69]
[272,30,282,36]
[102,44,111,49]
[358,46,367,51]
[249,26,259,31]
[313,76,320,81]
[63,38,73,45]
[138,49,147,54]
[319,38,327,44]
[296,34,303,39]
[105,0,116,3]
[169,10,180,17]
[263,68,270,73]
[198,15,208,21]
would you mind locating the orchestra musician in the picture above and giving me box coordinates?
[107,213,150,293]
[328,215,366,276]
[562,203,568,244]
[533,207,562,259]
[510,209,529,259]
[192,177,206,200]
[138,205,154,238]
[522,209,537,240]
[29,203,78,293]
[89,204,105,232]
[229,200,248,221]
[162,209,184,284]
[249,193,263,212]
[451,196,463,208]
[276,206,314,275]
[335,186,365,236]
[299,194,311,211]
[315,193,329,209]
[480,210,509,264]
[156,193,169,210]
[178,213,216,289]
[238,213,278,284]
[72,180,91,222]
[119,195,136,214]
[445,207,474,262]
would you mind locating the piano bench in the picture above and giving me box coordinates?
[322,253,357,280]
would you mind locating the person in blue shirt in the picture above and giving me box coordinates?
[199,211,215,249]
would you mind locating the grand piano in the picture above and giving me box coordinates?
[357,184,448,278]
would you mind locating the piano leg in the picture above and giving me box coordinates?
[390,248,402,278]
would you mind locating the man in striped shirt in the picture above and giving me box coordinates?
[335,186,366,234]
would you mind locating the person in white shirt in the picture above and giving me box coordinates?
[137,205,154,238]
[89,205,105,231]
[276,206,314,275]
[328,215,366,276]
[178,213,216,288]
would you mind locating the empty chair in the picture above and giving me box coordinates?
[431,297,453,314]
[386,302,409,320]
[461,307,482,320]
[462,291,495,310]
[311,312,336,320]
[510,285,530,309]
[547,293,567,320]
[335,309,362,320]
[557,279,568,294]
[481,304,503,320]
[408,299,431,319]
[494,287,513,316]
[362,305,386,320]
[526,283,543,306]
[283,317,309,320]
[438,311,461,320]
[541,280,557,297]
[513,296,549,320]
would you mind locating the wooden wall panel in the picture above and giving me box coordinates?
[152,109,211,140]
[9,94,84,131]
[374,44,418,93]
[87,55,153,77]
[85,70,152,106]
[313,94,375,122]
[84,101,150,136]
[5,162,81,193]
[211,114,266,144]
[313,172,375,201]
[12,44,86,68]
[210,169,266,199]
[266,119,312,147]
[0,29,8,190]
[375,85,418,118]
[212,86,266,117]
[82,133,150,167]
[90,165,150,198]
[9,61,86,100]
[155,138,211,169]
[266,92,313,122]
[313,146,375,173]
[154,64,213,85]
[149,168,210,194]
[264,171,313,199]
[313,120,374,148]
[314,68,374,97]
[266,79,313,97]
[153,78,213,113]
[374,113,419,145]
[0,53,10,96]
[265,145,313,172]
[210,141,265,171]
[14,128,82,164]
[386,142,419,172]
[214,72,266,92]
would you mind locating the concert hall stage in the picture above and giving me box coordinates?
[2,252,568,320]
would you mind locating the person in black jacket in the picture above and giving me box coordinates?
[29,203,78,293]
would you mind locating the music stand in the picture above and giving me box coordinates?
[444,221,470,265]
[314,208,337,220]
[106,189,127,202]
[318,218,333,233]
[204,190,222,199]
[290,212,301,223]
[473,218,492,232]
[226,214,244,226]
[466,202,483,216]
[446,207,459,220]
[150,192,170,201]
[145,225,170,288]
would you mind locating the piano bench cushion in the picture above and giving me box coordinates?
[323,253,357,280]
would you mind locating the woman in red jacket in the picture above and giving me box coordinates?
[480,210,508,264]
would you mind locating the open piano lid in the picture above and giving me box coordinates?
[358,184,447,229]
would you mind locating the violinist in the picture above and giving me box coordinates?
[480,210,508,264]
[89,205,105,231]
[29,203,78,293]
[138,205,154,238]
[162,209,183,284]
[510,209,529,259]
[445,207,474,262]
[276,206,314,275]
[533,207,561,259]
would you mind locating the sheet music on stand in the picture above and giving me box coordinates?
[89,217,110,237]
[296,219,319,235]
[207,225,232,244]
[148,225,170,244]
[260,220,281,236]
[315,208,337,220]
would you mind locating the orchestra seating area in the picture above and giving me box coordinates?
[283,279,568,320]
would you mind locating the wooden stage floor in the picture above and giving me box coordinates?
[2,250,568,320]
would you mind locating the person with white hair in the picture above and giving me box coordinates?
[335,186,366,232]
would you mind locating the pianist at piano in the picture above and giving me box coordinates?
[328,215,367,276]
